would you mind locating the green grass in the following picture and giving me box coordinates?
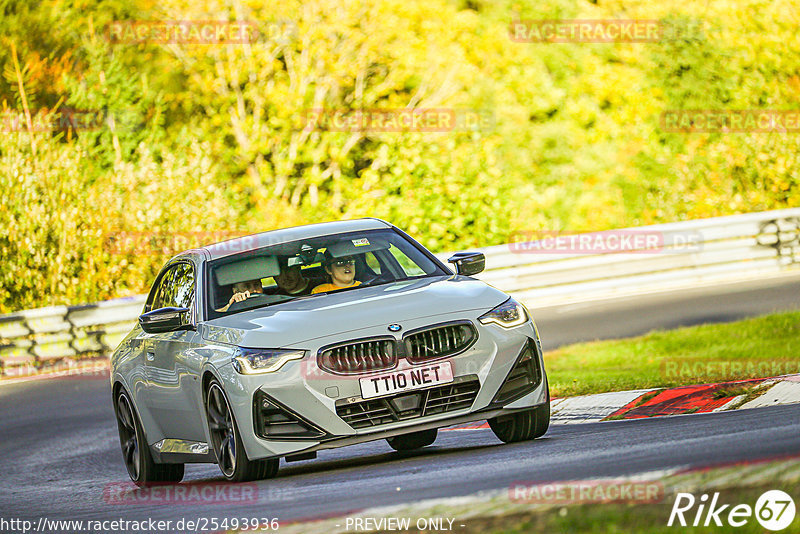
[545,311,800,398]
[712,384,756,400]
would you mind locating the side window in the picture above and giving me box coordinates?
[151,263,195,310]
[168,263,195,309]
[388,245,426,276]
[364,252,381,274]
[149,268,175,311]
[262,277,277,290]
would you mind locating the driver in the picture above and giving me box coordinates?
[311,253,362,294]
[216,279,263,312]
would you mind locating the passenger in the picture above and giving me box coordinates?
[216,279,262,312]
[273,260,312,296]
[311,254,361,294]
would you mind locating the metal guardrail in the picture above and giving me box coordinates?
[2,209,800,376]
[0,296,146,376]
[437,208,800,307]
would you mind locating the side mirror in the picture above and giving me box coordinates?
[447,252,485,276]
[139,307,193,334]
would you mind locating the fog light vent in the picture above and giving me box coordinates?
[253,390,326,440]
[491,339,542,405]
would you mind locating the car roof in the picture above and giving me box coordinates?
[176,218,393,261]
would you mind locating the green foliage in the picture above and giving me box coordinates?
[1,0,799,312]
[0,135,244,310]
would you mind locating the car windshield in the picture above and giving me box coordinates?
[205,228,447,319]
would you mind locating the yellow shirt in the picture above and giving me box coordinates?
[311,281,362,294]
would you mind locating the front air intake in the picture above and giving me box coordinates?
[404,321,477,363]
[336,376,481,429]
[491,339,543,405]
[317,337,397,375]
[254,391,326,440]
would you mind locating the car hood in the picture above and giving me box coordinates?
[201,275,508,348]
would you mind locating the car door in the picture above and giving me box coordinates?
[132,266,174,427]
[145,261,207,443]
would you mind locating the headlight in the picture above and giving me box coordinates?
[232,347,306,374]
[478,297,529,328]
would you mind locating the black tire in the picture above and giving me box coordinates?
[386,428,438,451]
[205,380,279,482]
[114,388,184,487]
[488,401,550,443]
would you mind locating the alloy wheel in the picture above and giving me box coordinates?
[116,392,140,481]
[206,383,237,478]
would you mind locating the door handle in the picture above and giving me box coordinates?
[146,351,155,362]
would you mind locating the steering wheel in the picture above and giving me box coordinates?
[362,273,393,285]
[226,292,271,312]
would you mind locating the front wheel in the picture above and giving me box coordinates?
[114,388,184,486]
[488,401,550,443]
[205,380,279,482]
[387,428,438,451]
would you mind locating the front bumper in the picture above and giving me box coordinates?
[219,314,548,460]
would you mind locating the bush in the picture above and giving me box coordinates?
[1,0,798,312]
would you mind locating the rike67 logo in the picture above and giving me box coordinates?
[668,490,796,531]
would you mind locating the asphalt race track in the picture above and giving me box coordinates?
[2,275,800,528]
[534,272,800,350]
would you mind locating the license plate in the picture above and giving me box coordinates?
[359,362,454,399]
